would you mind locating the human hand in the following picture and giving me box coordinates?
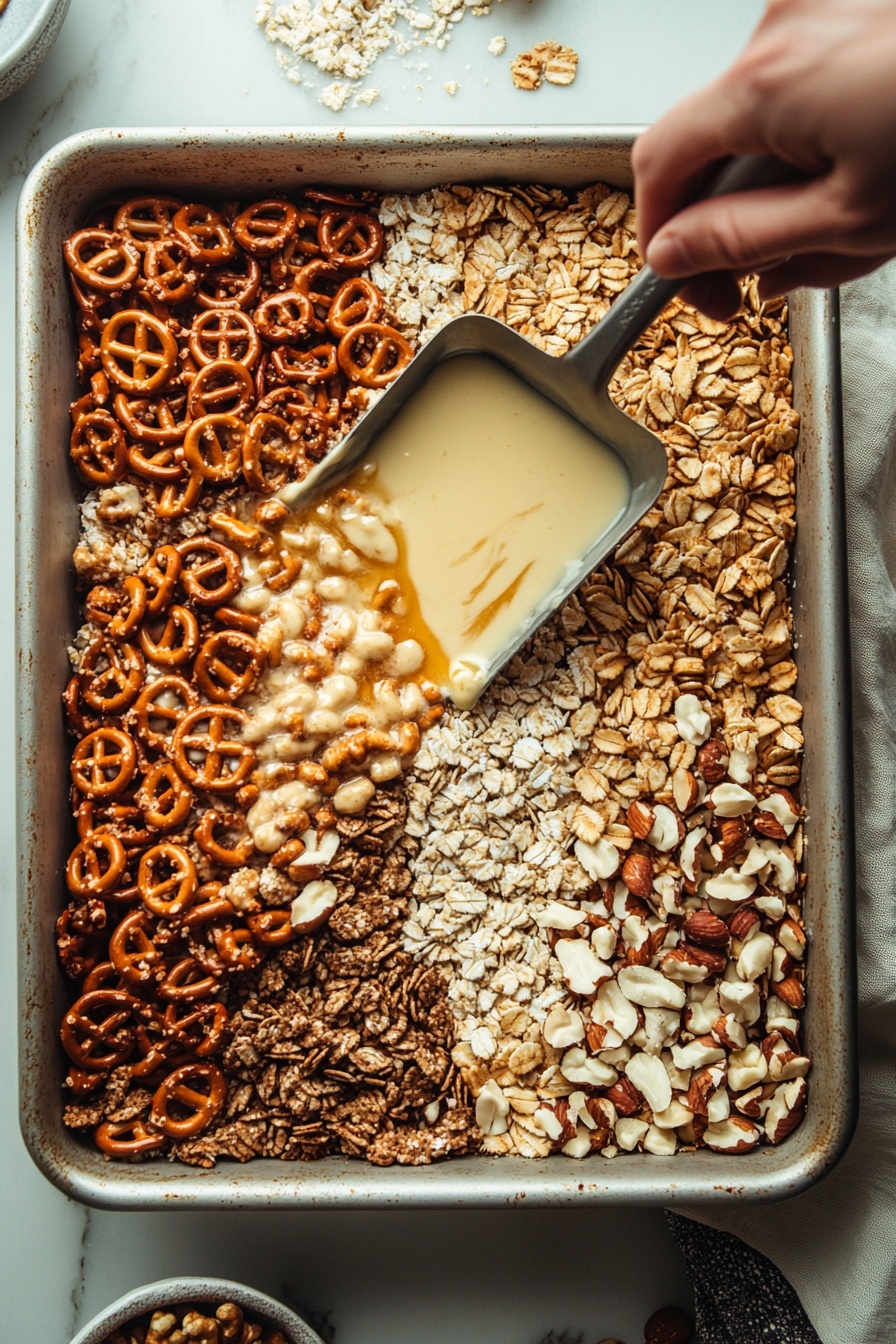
[633,0,896,318]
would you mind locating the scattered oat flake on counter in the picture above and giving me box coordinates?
[488,34,507,56]
[256,0,511,94]
[443,80,459,94]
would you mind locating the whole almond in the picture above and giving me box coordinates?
[606,1076,642,1116]
[676,942,727,974]
[729,907,761,941]
[775,975,806,1009]
[713,815,748,862]
[682,910,730,950]
[696,739,729,784]
[644,1305,693,1344]
[753,809,788,839]
[671,766,699,813]
[622,851,654,898]
[627,798,656,840]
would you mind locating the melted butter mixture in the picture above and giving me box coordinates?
[351,355,630,708]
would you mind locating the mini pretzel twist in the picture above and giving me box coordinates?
[318,208,385,270]
[150,1061,227,1138]
[71,727,138,798]
[70,410,127,484]
[138,843,199,919]
[171,706,256,793]
[232,199,300,256]
[337,322,413,388]
[100,310,179,394]
[63,228,141,293]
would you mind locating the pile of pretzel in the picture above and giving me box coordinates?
[58,192,414,1160]
[64,191,413,502]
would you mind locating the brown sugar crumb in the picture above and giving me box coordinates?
[511,40,579,90]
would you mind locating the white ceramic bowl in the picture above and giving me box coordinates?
[0,0,70,101]
[69,1277,325,1344]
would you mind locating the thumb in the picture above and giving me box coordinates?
[645,175,850,279]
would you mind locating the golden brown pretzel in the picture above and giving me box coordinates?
[171,706,256,793]
[149,1061,227,1138]
[182,413,244,483]
[187,359,256,420]
[189,310,260,369]
[194,630,264,704]
[196,252,261,310]
[100,310,178,394]
[157,957,220,1003]
[150,471,204,520]
[130,673,198,751]
[109,908,166,985]
[318,208,384,270]
[63,229,140,294]
[140,545,183,615]
[246,909,296,947]
[172,203,237,265]
[114,390,190,445]
[327,276,384,337]
[194,808,255,866]
[254,289,317,343]
[138,842,198,919]
[337,322,413,388]
[107,576,147,641]
[270,342,337,385]
[138,606,200,668]
[79,638,145,714]
[70,410,126,485]
[143,237,198,306]
[232,199,300,255]
[60,989,138,1070]
[65,832,127,896]
[177,538,243,607]
[113,196,183,252]
[94,1117,167,1158]
[241,412,299,493]
[71,727,138,798]
[136,760,194,831]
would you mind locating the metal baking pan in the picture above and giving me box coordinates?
[16,126,856,1209]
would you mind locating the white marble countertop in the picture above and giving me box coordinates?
[0,2,762,1339]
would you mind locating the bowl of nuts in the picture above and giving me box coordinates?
[0,0,71,100]
[69,1277,324,1344]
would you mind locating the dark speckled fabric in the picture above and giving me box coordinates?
[666,1213,823,1343]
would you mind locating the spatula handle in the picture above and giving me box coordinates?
[565,154,806,391]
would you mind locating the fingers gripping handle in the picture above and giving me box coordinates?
[566,154,806,390]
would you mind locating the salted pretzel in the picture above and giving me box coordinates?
[79,637,145,713]
[71,727,138,797]
[64,229,141,294]
[196,251,262,310]
[150,471,204,520]
[130,673,198,751]
[107,576,147,641]
[95,1118,167,1158]
[337,322,413,388]
[254,289,318,343]
[163,999,229,1057]
[194,630,264,703]
[318,208,384,270]
[171,705,255,793]
[241,411,301,493]
[150,1061,227,1138]
[175,538,242,608]
[100,310,178,394]
[138,843,198,918]
[143,237,198,306]
[114,196,183,252]
[70,410,126,484]
[140,545,183,615]
[246,909,296,947]
[109,909,166,986]
[270,215,323,284]
[156,956,220,1002]
[183,413,244,483]
[61,989,139,1070]
[327,277,384,337]
[189,310,260,369]
[136,760,194,831]
[114,390,190,444]
[187,359,256,420]
[232,199,300,255]
[172,203,237,265]
[194,809,254,866]
[270,341,338,385]
[138,605,200,668]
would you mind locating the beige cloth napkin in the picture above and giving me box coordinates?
[681,260,896,1343]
